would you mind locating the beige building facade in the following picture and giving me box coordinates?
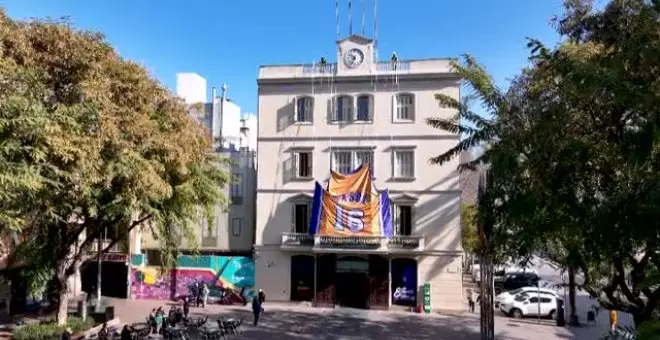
[255,35,463,311]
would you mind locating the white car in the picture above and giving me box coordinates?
[499,292,564,320]
[471,257,481,282]
[495,287,559,308]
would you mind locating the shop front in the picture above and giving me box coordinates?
[287,253,416,310]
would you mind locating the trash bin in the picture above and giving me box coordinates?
[556,299,566,327]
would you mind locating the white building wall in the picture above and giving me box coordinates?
[176,73,207,104]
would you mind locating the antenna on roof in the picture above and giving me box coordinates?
[335,0,340,39]
[348,0,353,36]
[373,0,378,60]
[361,0,366,36]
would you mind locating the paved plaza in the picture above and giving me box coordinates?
[108,298,616,340]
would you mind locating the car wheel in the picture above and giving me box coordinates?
[549,310,557,320]
[511,308,523,319]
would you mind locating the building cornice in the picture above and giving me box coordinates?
[257,72,460,85]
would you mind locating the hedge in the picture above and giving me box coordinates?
[13,317,94,340]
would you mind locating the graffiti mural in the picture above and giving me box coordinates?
[130,254,255,303]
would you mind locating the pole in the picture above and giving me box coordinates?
[537,280,541,323]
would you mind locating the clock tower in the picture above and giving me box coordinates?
[336,35,375,75]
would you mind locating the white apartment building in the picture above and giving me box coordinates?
[254,34,463,311]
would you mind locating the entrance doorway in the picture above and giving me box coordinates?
[335,256,369,309]
[290,255,314,302]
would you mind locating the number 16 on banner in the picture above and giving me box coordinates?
[333,206,365,233]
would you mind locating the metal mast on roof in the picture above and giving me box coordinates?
[361,0,366,36]
[373,0,378,61]
[348,0,353,35]
[336,0,340,38]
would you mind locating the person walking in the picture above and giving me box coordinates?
[467,289,475,313]
[191,282,199,307]
[252,294,262,326]
[258,288,266,304]
[201,282,210,308]
[183,296,190,318]
[98,322,109,340]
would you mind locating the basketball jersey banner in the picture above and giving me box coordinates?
[308,165,393,237]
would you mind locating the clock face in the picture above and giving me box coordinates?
[343,48,365,68]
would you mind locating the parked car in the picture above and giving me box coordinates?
[499,292,564,319]
[495,287,559,308]
[494,272,540,295]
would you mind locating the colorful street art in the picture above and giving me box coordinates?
[130,254,255,303]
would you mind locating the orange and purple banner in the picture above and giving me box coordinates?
[309,165,393,237]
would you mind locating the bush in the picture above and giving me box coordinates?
[13,317,94,340]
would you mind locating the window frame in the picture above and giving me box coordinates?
[332,95,354,123]
[292,148,314,180]
[230,173,244,205]
[391,204,414,236]
[231,218,242,237]
[291,200,312,234]
[393,93,415,123]
[330,147,376,176]
[294,96,314,123]
[355,94,373,122]
[391,147,416,180]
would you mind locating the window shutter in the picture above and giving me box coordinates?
[392,94,397,121]
[293,152,300,178]
[293,97,298,122]
[308,97,314,123]
[391,150,396,178]
[290,202,296,232]
[308,152,313,178]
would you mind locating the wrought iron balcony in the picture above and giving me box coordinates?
[280,233,424,252]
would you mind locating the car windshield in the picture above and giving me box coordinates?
[509,288,524,295]
[514,294,528,302]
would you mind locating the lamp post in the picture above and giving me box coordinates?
[95,226,106,312]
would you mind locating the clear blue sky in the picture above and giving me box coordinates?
[3,0,567,114]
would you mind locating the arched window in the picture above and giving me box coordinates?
[333,95,353,122]
[356,94,373,121]
[295,96,313,123]
[395,93,415,121]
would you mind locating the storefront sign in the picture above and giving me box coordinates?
[101,253,129,263]
[423,282,431,314]
[393,287,415,302]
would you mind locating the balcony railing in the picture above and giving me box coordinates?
[281,233,424,251]
[301,61,412,76]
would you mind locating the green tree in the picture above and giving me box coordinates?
[461,204,479,254]
[0,10,229,324]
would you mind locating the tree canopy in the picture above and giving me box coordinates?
[429,0,660,330]
[0,9,229,323]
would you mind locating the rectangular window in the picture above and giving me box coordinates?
[393,150,415,178]
[294,151,313,179]
[356,95,371,121]
[294,203,310,233]
[331,149,374,174]
[396,94,414,121]
[334,96,353,122]
[231,174,243,205]
[295,97,313,123]
[200,216,214,238]
[393,205,413,236]
[231,218,242,237]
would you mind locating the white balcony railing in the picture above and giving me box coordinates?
[280,233,425,251]
[301,61,412,76]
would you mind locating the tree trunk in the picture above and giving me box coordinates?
[568,266,579,326]
[55,262,70,326]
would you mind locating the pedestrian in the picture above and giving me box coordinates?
[252,293,262,326]
[201,282,210,308]
[183,296,190,318]
[155,307,165,334]
[467,289,475,313]
[98,322,109,340]
[258,288,266,304]
[149,308,157,333]
[609,309,618,333]
[191,281,199,307]
[120,325,132,340]
[61,327,72,340]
